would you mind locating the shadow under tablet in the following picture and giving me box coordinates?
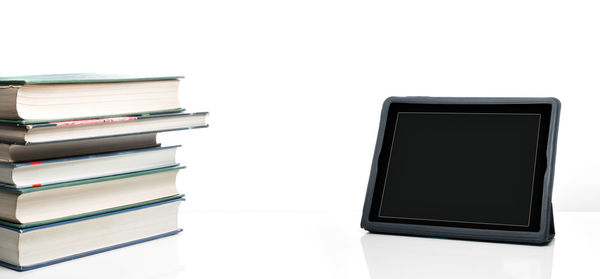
[361,233,554,279]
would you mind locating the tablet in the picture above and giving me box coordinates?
[361,97,560,244]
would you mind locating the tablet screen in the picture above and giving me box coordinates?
[369,103,551,231]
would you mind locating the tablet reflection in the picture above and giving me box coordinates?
[361,233,554,279]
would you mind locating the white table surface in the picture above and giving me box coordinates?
[0,211,596,279]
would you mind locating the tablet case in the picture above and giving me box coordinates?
[361,97,560,245]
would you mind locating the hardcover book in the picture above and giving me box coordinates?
[0,145,178,188]
[0,74,185,122]
[0,133,159,162]
[0,197,184,271]
[0,112,208,144]
[0,73,202,272]
[0,165,183,225]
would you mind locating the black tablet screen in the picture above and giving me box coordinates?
[369,104,551,231]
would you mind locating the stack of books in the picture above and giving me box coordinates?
[0,74,207,271]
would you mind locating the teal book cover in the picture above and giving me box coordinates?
[0,73,184,85]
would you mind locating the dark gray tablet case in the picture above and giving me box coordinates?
[361,97,560,245]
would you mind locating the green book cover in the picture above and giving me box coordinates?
[0,73,184,85]
[0,165,185,194]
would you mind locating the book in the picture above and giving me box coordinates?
[0,112,208,144]
[0,74,184,122]
[0,73,203,272]
[0,145,178,188]
[0,197,183,271]
[0,166,182,225]
[0,133,158,162]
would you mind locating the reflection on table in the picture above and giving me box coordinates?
[361,233,554,279]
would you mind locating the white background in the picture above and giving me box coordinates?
[1,1,600,278]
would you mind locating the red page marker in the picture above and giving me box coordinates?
[31,162,41,165]
[32,184,42,187]
[51,116,138,127]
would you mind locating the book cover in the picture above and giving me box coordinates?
[0,112,209,145]
[0,109,194,126]
[0,165,184,194]
[0,145,179,169]
[0,73,184,85]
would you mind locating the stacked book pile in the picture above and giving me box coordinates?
[0,74,207,271]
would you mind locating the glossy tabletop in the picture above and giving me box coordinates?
[0,211,596,279]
